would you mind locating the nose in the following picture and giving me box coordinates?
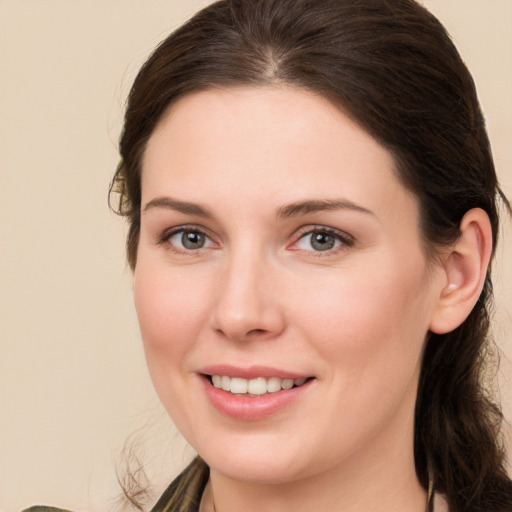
[210,250,286,342]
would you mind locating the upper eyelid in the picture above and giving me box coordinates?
[292,225,354,242]
[161,224,210,237]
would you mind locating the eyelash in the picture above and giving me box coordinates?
[158,225,215,254]
[291,226,355,256]
[157,225,355,256]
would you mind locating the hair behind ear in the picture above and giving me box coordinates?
[415,207,512,511]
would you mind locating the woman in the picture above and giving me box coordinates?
[26,0,511,511]
[108,1,512,511]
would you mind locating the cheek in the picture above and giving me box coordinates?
[133,263,209,372]
[133,262,215,434]
[297,261,433,437]
[294,257,433,380]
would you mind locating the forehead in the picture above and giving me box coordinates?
[141,86,417,222]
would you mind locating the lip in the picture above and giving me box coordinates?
[198,367,315,420]
[199,364,309,380]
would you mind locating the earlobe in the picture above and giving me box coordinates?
[429,208,493,334]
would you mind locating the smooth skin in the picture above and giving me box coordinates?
[134,87,491,512]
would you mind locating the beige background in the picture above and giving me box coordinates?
[0,1,511,511]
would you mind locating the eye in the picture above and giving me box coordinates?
[166,228,214,251]
[294,228,353,253]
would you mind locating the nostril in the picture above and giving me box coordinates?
[211,298,286,342]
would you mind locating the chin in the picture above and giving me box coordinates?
[195,433,326,485]
[209,457,306,485]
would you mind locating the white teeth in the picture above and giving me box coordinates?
[230,377,248,394]
[221,375,231,391]
[211,375,308,395]
[248,377,267,395]
[281,378,294,390]
[267,377,282,393]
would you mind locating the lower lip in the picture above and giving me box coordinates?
[201,376,313,420]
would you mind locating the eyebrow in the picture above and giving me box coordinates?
[143,196,213,218]
[142,196,374,219]
[276,199,374,219]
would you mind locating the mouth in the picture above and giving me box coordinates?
[207,375,312,396]
[200,369,315,419]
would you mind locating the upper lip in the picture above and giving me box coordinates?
[199,364,311,380]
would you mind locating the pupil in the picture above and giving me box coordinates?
[183,231,204,249]
[312,232,334,251]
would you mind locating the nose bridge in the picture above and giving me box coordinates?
[211,241,284,341]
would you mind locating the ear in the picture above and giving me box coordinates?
[429,208,493,334]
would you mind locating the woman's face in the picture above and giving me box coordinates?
[135,87,445,484]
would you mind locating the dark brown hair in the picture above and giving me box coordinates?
[111,0,512,510]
